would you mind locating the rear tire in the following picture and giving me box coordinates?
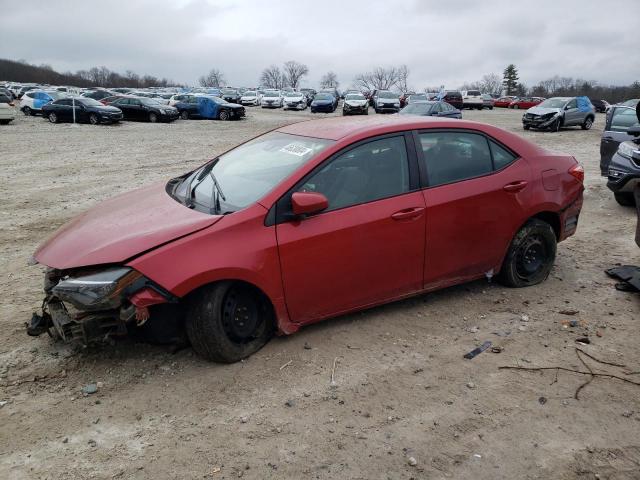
[149,112,158,123]
[523,125,530,130]
[581,116,594,130]
[89,113,99,125]
[614,192,635,206]
[186,282,275,363]
[498,219,557,288]
[513,105,520,109]
[180,110,189,120]
[48,112,58,123]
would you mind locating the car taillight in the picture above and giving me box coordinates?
[569,164,584,183]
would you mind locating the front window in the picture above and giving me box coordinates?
[298,136,410,211]
[610,108,640,133]
[539,98,568,108]
[175,132,334,213]
[140,98,162,106]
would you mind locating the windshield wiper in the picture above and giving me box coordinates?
[209,169,227,215]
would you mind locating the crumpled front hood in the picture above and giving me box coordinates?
[527,106,561,116]
[34,182,222,270]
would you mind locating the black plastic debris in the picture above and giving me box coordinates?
[464,341,492,360]
[605,266,640,292]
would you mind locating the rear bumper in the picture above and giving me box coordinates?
[559,189,584,241]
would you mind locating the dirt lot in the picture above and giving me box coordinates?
[1,105,639,480]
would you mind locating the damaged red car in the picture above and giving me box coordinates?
[28,116,584,362]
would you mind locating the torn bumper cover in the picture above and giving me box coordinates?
[27,266,177,344]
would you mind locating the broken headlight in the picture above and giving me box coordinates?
[51,267,142,311]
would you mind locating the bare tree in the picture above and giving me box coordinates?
[260,65,286,89]
[283,60,309,89]
[479,73,501,95]
[320,71,339,89]
[199,68,225,88]
[395,65,412,93]
[354,66,401,91]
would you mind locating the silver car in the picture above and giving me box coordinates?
[522,97,595,132]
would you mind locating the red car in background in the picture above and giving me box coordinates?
[494,96,517,108]
[509,97,545,109]
[28,116,584,362]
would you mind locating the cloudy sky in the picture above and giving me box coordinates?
[1,0,638,89]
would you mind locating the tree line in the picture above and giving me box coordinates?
[460,64,640,103]
[0,58,181,88]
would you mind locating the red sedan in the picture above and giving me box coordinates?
[29,116,584,362]
[509,97,544,109]
[494,96,517,108]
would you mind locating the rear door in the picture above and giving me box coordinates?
[56,99,72,121]
[600,106,640,174]
[276,133,425,324]
[416,129,532,288]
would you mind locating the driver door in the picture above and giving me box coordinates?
[275,134,425,325]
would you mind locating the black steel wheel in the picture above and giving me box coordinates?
[186,282,274,362]
[498,219,557,287]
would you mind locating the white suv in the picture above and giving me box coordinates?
[20,90,65,115]
[461,90,483,110]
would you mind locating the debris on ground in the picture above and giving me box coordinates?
[82,384,98,395]
[464,341,492,360]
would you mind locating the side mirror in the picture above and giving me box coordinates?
[291,191,328,217]
[564,105,571,110]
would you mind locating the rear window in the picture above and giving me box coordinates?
[468,90,481,96]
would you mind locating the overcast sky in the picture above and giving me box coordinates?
[1,0,638,89]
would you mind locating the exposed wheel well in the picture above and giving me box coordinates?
[530,211,561,239]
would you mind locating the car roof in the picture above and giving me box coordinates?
[277,115,532,145]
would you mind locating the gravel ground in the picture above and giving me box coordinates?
[1,105,639,480]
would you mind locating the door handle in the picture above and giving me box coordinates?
[391,207,425,221]
[503,181,528,193]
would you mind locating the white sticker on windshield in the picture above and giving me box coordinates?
[280,143,313,157]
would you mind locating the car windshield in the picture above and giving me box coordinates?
[539,98,568,108]
[79,98,103,107]
[401,102,433,115]
[264,91,279,98]
[177,132,335,213]
[378,91,397,99]
[315,94,332,100]
[284,92,301,97]
[346,94,365,100]
[467,90,481,96]
[222,89,237,94]
[621,99,639,107]
[140,97,163,106]
[244,91,256,96]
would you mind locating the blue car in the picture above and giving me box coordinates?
[399,101,462,119]
[310,93,337,113]
[174,95,245,120]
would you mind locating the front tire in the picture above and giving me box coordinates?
[22,106,32,116]
[498,219,557,288]
[219,110,230,121]
[614,192,635,206]
[180,110,189,120]
[186,282,275,363]
[149,112,158,123]
[523,125,530,130]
